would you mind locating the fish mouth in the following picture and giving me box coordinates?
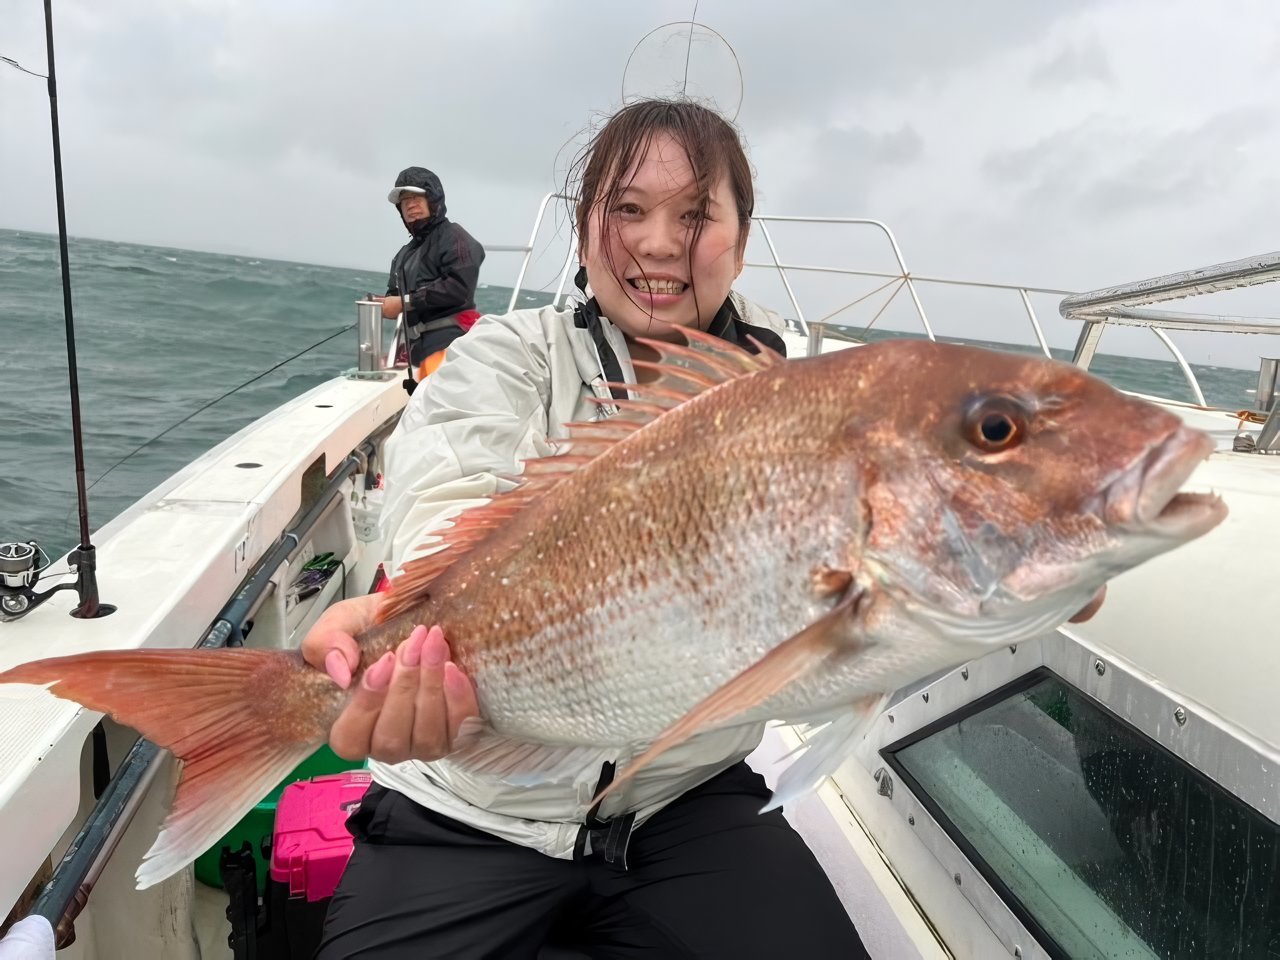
[1114,425,1227,538]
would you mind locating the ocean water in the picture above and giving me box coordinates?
[0,228,1259,561]
[0,228,554,560]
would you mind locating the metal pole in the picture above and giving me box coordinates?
[1019,289,1053,359]
[43,0,104,618]
[755,221,807,336]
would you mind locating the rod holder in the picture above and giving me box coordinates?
[356,300,388,372]
[1256,357,1279,413]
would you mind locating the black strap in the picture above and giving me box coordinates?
[599,811,636,868]
[572,298,628,400]
[570,269,787,395]
[708,298,789,358]
[572,760,637,869]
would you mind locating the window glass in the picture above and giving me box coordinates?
[888,672,1280,959]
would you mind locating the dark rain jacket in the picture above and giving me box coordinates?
[386,167,486,363]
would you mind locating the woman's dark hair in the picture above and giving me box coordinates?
[566,98,754,318]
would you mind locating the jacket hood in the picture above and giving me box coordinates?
[388,166,448,231]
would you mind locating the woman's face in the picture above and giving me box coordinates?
[582,131,746,340]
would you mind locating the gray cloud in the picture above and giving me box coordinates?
[791,123,925,210]
[841,125,926,167]
[980,126,1094,186]
[981,107,1274,218]
[728,0,1105,123]
[1030,39,1113,87]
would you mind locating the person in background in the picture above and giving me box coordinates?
[382,167,486,382]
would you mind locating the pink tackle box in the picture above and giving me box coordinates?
[269,771,372,901]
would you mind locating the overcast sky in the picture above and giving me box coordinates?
[3,0,1278,367]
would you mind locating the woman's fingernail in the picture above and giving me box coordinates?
[443,661,469,695]
[401,627,427,667]
[364,652,395,691]
[325,650,352,690]
[423,629,448,667]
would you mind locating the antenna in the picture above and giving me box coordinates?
[621,11,743,121]
[681,0,700,96]
[0,1,113,620]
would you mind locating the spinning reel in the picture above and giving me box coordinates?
[0,540,111,622]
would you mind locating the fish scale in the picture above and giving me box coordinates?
[436,450,837,741]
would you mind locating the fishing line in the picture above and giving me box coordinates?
[23,543,68,582]
[0,55,47,79]
[61,323,356,536]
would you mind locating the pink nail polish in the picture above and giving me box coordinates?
[423,632,448,667]
[365,652,394,691]
[443,662,468,693]
[325,650,352,690]
[402,629,426,667]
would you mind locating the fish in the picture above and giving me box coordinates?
[0,329,1227,889]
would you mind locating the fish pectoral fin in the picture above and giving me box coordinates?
[763,692,889,811]
[446,718,619,786]
[592,587,869,809]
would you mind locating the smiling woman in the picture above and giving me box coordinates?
[570,99,756,340]
[298,97,868,959]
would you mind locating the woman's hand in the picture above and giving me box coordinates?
[301,595,479,763]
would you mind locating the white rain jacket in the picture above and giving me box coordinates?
[370,293,787,858]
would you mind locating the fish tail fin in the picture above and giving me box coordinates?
[0,649,328,889]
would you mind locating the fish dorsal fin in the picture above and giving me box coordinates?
[374,472,572,623]
[376,329,782,623]
[603,327,784,423]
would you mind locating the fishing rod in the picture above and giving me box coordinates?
[0,0,113,621]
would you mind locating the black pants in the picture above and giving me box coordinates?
[316,763,870,959]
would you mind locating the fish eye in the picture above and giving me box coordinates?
[964,397,1028,453]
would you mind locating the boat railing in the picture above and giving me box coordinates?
[1061,252,1280,407]
[742,214,1069,361]
[743,217,1280,409]
[498,198,1073,360]
[498,196,1280,410]
[493,192,580,314]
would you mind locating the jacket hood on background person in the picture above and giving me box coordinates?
[388,166,448,233]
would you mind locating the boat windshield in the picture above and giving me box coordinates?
[886,670,1280,960]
